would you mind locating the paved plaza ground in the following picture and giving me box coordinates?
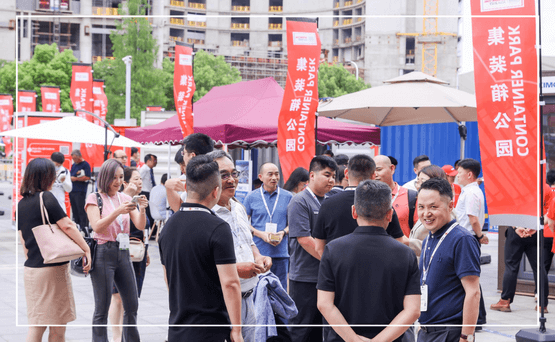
[0,181,553,341]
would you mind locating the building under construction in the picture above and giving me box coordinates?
[0,0,461,88]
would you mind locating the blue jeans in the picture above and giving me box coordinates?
[271,257,289,292]
[90,242,140,342]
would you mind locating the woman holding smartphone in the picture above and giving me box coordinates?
[85,159,148,342]
[108,167,151,342]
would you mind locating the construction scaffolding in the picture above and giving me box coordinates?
[224,55,288,87]
[32,19,74,52]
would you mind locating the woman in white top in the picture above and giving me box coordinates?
[50,152,72,213]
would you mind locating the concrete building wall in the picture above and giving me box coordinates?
[0,0,17,62]
[364,0,459,87]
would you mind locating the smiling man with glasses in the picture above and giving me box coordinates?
[207,149,272,342]
[112,150,128,167]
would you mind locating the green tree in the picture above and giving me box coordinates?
[318,62,369,98]
[0,43,77,112]
[97,0,168,124]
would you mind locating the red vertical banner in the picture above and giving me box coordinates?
[0,94,14,155]
[277,18,321,181]
[17,90,36,113]
[40,86,60,113]
[173,43,195,138]
[83,79,110,169]
[70,63,93,122]
[92,79,108,126]
[471,0,537,228]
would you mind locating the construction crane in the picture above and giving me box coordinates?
[397,0,456,76]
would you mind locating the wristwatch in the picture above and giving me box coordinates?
[461,333,474,341]
[476,234,484,240]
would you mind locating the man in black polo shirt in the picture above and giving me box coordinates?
[159,155,243,342]
[314,154,407,259]
[317,180,421,341]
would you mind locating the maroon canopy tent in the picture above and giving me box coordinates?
[126,77,380,148]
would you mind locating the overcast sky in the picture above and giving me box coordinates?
[460,0,554,73]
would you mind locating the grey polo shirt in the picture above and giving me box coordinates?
[288,188,324,283]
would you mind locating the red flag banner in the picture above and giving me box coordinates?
[277,18,321,181]
[84,79,109,169]
[93,79,108,125]
[173,43,195,138]
[70,63,93,122]
[471,0,537,228]
[17,90,36,113]
[0,94,13,155]
[41,86,60,113]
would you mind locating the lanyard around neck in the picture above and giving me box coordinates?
[422,222,458,284]
[305,187,323,209]
[180,207,212,215]
[260,187,280,223]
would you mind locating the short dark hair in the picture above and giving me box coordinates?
[309,155,338,174]
[131,147,138,156]
[547,170,555,186]
[457,158,481,179]
[161,173,168,185]
[419,177,453,201]
[323,150,334,157]
[419,165,447,180]
[413,155,430,168]
[97,159,124,194]
[284,167,309,192]
[144,154,157,164]
[20,158,57,197]
[347,154,376,181]
[334,154,349,166]
[355,180,392,220]
[71,149,82,158]
[123,167,138,183]
[186,155,221,200]
[454,159,461,169]
[336,165,346,183]
[183,133,214,156]
[50,152,65,164]
[388,156,398,167]
[174,146,184,165]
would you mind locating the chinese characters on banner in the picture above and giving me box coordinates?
[173,43,195,138]
[277,18,321,181]
[17,90,36,113]
[470,0,537,228]
[70,63,93,122]
[40,86,60,113]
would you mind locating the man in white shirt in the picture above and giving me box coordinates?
[455,158,489,244]
[50,152,72,213]
[402,155,431,191]
[208,150,272,342]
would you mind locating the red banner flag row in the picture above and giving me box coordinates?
[471,0,538,228]
[41,86,61,113]
[70,63,93,122]
[277,18,321,182]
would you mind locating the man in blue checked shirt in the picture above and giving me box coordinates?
[244,162,293,291]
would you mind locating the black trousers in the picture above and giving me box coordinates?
[288,280,323,342]
[501,227,538,302]
[69,191,88,229]
[140,191,153,232]
[417,327,462,342]
[541,234,553,307]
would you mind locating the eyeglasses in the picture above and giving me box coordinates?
[221,171,240,181]
[115,155,127,160]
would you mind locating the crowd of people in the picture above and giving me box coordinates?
[17,132,548,342]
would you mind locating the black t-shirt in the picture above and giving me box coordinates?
[159,202,236,340]
[18,191,68,268]
[312,189,404,242]
[317,226,421,341]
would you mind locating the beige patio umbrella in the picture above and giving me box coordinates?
[317,71,477,126]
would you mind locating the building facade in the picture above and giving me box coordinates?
[1,0,460,88]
